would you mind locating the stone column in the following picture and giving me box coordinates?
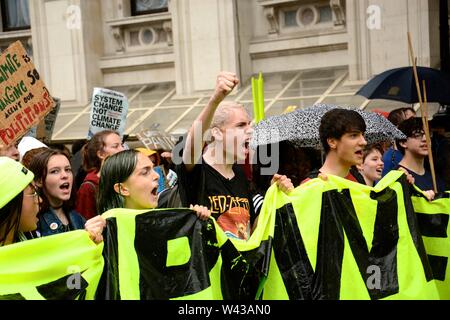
[347,0,436,83]
[171,0,242,96]
[29,0,104,108]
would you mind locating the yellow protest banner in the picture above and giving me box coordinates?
[0,231,103,300]
[0,41,55,148]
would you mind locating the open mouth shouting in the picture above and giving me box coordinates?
[355,149,364,159]
[151,185,158,196]
[150,184,158,204]
[59,182,71,195]
[243,140,250,155]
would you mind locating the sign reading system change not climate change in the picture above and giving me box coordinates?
[88,88,128,138]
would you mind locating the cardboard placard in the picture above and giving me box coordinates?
[25,97,61,143]
[88,88,128,138]
[0,41,55,148]
[37,97,61,143]
[136,129,176,151]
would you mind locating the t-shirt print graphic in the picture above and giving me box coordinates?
[217,206,251,241]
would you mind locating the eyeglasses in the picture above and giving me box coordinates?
[24,185,40,202]
[410,131,426,139]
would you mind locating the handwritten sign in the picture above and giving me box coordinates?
[26,97,61,142]
[136,129,176,151]
[88,88,128,138]
[0,41,55,148]
[37,97,61,143]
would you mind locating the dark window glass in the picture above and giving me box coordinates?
[131,0,168,16]
[1,0,30,31]
[284,10,298,27]
[319,6,332,23]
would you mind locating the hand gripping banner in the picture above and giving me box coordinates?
[2,173,449,300]
[97,208,267,300]
[259,171,446,300]
[412,190,450,299]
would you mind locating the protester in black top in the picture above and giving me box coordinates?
[176,71,293,241]
[395,117,445,197]
[177,154,255,240]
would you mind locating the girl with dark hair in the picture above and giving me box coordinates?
[76,130,124,220]
[0,157,40,246]
[27,149,84,236]
[97,150,210,219]
[27,149,105,242]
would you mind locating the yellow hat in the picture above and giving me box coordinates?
[135,148,157,157]
[0,157,34,209]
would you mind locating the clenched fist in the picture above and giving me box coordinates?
[213,71,239,103]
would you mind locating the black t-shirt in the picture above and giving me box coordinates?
[395,164,446,193]
[176,159,255,241]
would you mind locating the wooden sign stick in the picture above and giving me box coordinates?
[407,32,437,192]
[422,81,438,193]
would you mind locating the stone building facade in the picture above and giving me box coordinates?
[0,0,446,142]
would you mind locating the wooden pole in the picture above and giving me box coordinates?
[422,81,438,193]
[407,32,438,192]
[422,81,430,134]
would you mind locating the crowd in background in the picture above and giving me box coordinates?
[1,71,449,254]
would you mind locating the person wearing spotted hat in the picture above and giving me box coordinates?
[0,157,41,246]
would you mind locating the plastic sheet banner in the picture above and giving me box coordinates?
[0,231,104,300]
[88,87,128,138]
[259,171,446,300]
[2,174,448,301]
[0,41,55,148]
[97,208,265,300]
[412,191,450,299]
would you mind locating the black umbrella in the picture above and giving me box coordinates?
[250,104,406,149]
[356,66,450,104]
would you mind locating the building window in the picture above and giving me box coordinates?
[284,10,298,27]
[318,6,332,23]
[131,0,168,16]
[1,0,30,31]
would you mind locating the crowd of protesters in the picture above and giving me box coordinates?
[1,71,449,256]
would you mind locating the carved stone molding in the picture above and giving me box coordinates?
[111,26,125,52]
[163,20,173,46]
[330,0,345,26]
[107,12,172,53]
[264,7,279,34]
[0,30,33,55]
[258,0,340,36]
